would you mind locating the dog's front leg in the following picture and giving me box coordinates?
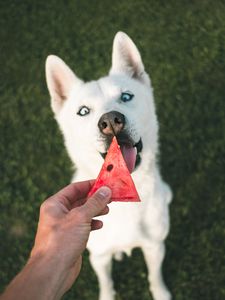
[142,241,171,300]
[89,253,115,300]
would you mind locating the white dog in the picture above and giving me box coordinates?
[46,32,172,300]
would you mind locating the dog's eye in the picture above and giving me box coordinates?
[77,106,90,116]
[121,92,134,102]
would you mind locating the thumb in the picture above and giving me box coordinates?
[81,186,112,219]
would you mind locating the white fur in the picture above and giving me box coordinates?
[46,31,172,300]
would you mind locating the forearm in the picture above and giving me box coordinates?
[1,254,67,300]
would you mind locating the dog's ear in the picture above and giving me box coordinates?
[109,32,150,86]
[45,55,83,114]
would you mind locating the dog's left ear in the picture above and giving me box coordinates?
[109,32,150,86]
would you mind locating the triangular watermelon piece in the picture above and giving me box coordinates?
[88,137,141,202]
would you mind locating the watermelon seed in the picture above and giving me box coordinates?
[107,164,113,172]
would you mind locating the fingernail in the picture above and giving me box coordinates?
[97,186,111,199]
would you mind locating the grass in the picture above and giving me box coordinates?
[1,0,225,299]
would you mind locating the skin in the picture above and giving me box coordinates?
[1,181,112,300]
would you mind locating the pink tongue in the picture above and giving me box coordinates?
[121,145,137,173]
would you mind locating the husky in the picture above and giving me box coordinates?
[45,32,172,300]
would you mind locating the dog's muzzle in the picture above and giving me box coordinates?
[98,111,143,173]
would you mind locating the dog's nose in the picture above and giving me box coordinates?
[98,111,125,135]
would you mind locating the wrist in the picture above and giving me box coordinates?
[30,245,73,276]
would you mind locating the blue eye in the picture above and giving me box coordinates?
[77,106,90,116]
[121,92,134,102]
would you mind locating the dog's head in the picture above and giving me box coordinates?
[46,32,158,176]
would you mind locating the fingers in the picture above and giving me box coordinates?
[98,205,109,216]
[71,200,109,215]
[54,180,95,209]
[77,186,112,220]
[91,219,103,231]
[90,203,110,231]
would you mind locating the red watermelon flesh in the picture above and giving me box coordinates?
[88,137,141,202]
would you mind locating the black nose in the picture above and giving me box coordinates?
[98,111,125,135]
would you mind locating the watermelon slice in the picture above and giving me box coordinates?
[88,137,141,202]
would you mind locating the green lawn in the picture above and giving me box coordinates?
[1,0,225,299]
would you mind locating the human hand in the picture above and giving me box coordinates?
[30,180,111,298]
